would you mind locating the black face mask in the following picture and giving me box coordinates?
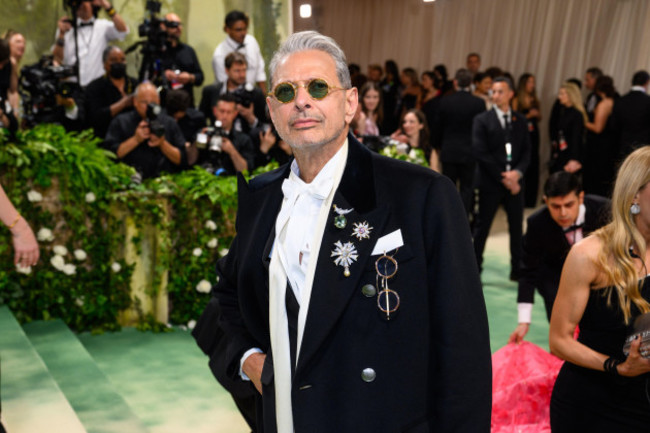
[109,62,126,79]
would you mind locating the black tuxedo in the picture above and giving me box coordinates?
[433,90,486,212]
[472,108,531,275]
[611,89,650,159]
[518,195,610,320]
[195,135,492,432]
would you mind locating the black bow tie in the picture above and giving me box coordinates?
[237,43,246,50]
[79,21,94,27]
[564,223,583,233]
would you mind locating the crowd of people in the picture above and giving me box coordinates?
[2,4,650,431]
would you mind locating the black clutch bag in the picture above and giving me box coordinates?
[623,312,650,358]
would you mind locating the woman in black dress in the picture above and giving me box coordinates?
[513,73,542,207]
[584,76,618,197]
[549,146,650,432]
[548,82,586,174]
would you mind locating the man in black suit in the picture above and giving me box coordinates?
[611,70,650,160]
[433,68,486,213]
[472,76,531,280]
[198,52,267,133]
[194,31,491,433]
[509,172,609,343]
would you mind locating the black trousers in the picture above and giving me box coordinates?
[442,161,476,215]
[473,187,524,275]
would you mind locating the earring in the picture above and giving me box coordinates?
[630,203,641,215]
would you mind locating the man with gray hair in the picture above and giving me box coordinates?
[195,31,491,432]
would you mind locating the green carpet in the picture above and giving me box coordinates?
[23,320,148,433]
[77,327,249,433]
[482,251,550,352]
[0,306,86,433]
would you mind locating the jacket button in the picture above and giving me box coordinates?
[361,284,376,297]
[361,368,376,382]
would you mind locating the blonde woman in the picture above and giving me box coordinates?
[549,146,650,432]
[549,82,587,174]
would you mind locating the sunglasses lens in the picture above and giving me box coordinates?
[274,84,295,103]
[308,79,330,99]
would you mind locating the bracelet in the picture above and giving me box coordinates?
[603,357,621,376]
[106,6,116,17]
[56,38,65,47]
[7,214,21,230]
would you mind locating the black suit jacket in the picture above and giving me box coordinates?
[195,135,492,432]
[611,90,650,158]
[433,91,486,163]
[472,108,531,192]
[518,195,610,319]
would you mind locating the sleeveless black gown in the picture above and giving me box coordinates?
[551,277,650,432]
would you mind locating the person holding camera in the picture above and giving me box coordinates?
[159,13,203,107]
[85,45,138,140]
[212,10,266,93]
[105,82,186,179]
[52,0,128,87]
[199,52,266,134]
[164,89,205,166]
[196,93,254,175]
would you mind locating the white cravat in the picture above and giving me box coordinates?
[269,140,348,433]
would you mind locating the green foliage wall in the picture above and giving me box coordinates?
[0,124,277,333]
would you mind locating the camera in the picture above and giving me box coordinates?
[19,55,79,126]
[232,83,255,108]
[125,0,168,83]
[196,120,228,152]
[145,103,165,137]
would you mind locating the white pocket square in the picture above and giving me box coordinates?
[371,229,404,255]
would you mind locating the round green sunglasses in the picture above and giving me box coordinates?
[268,78,347,103]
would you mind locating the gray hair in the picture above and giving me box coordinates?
[102,45,121,63]
[268,31,351,89]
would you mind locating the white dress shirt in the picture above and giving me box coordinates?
[55,18,129,87]
[212,34,266,86]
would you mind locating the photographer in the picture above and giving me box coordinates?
[52,0,128,87]
[195,93,254,175]
[199,52,266,133]
[212,10,266,92]
[0,39,17,133]
[105,82,186,179]
[159,13,203,107]
[164,89,205,166]
[85,46,138,140]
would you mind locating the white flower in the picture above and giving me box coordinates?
[408,149,418,160]
[219,248,229,257]
[16,263,32,275]
[111,262,122,273]
[85,192,96,203]
[192,248,203,257]
[204,220,217,231]
[206,238,218,249]
[50,254,65,271]
[187,320,197,330]
[196,279,212,293]
[53,245,68,256]
[27,190,43,202]
[73,249,87,261]
[75,297,84,307]
[37,228,54,242]
[62,264,76,275]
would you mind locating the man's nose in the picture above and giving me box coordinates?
[293,86,312,109]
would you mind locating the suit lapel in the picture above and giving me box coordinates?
[295,136,389,375]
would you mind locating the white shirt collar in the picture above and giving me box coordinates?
[632,85,648,93]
